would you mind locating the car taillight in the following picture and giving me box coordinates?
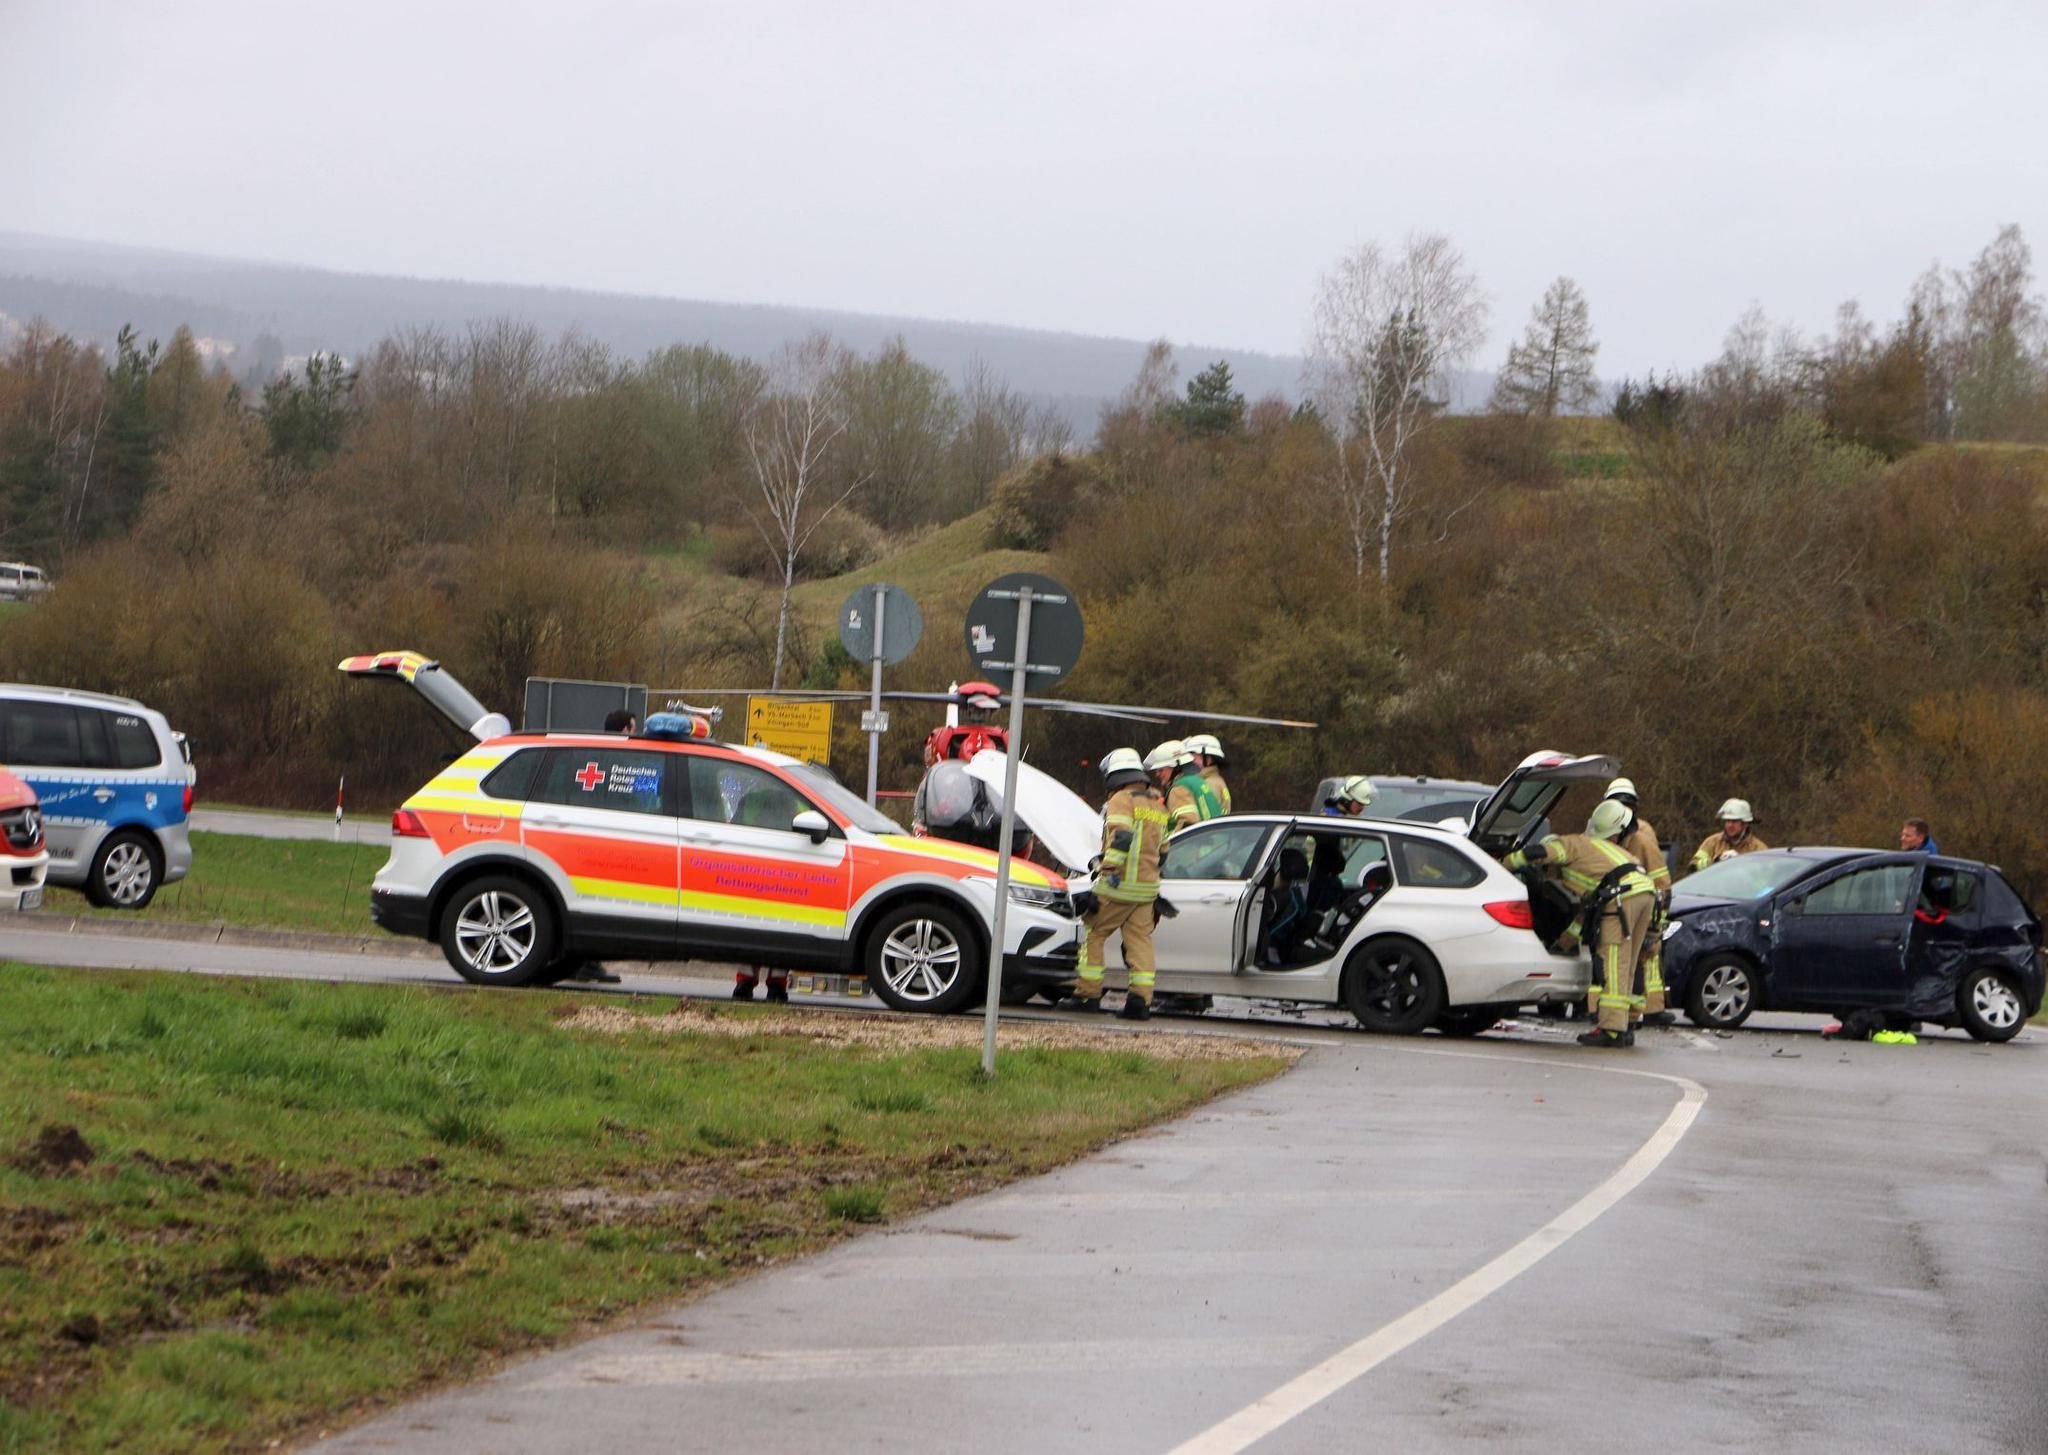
[392,809,430,838]
[1483,900,1535,929]
[182,785,194,814]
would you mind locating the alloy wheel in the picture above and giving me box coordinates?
[102,840,154,906]
[454,891,538,975]
[879,918,962,1003]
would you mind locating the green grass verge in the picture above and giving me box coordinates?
[0,968,1289,1452]
[44,831,377,938]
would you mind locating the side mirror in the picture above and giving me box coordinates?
[791,809,832,844]
[1360,862,1394,895]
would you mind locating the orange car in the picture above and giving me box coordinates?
[0,766,50,913]
[345,653,1083,1012]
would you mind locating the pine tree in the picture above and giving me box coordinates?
[1489,277,1601,417]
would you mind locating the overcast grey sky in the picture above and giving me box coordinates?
[5,0,2044,377]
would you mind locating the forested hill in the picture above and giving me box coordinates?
[0,231,1448,428]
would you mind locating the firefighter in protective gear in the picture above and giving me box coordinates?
[1504,799,1657,1048]
[1690,797,1768,873]
[1185,733,1232,815]
[1063,747,1171,1020]
[1165,743,1223,829]
[1324,775,1374,816]
[1603,777,1675,1025]
[1145,740,1210,833]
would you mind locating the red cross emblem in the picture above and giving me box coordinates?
[574,761,604,792]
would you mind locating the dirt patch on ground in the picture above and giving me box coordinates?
[559,1001,1301,1064]
[12,1124,95,1173]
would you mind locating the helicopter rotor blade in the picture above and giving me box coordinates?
[1023,698,1317,729]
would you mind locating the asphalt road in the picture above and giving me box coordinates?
[11,929,2047,1453]
[189,808,392,844]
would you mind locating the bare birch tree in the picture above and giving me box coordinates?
[740,333,869,687]
[1306,235,1487,586]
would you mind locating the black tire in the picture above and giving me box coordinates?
[1436,1005,1506,1038]
[86,829,161,909]
[1342,936,1447,1035]
[437,875,556,987]
[862,900,984,1015]
[1685,953,1759,1030]
[1956,967,2026,1043]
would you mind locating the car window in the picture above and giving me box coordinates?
[532,748,672,816]
[3,701,84,767]
[75,707,114,768]
[1919,868,1979,920]
[687,756,810,831]
[481,748,544,801]
[104,711,162,769]
[1799,863,1915,916]
[1389,835,1486,889]
[1162,822,1271,881]
[1275,828,1386,886]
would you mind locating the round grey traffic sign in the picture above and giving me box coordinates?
[965,572,1083,680]
[839,582,923,666]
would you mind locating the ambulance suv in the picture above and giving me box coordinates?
[344,652,1083,1011]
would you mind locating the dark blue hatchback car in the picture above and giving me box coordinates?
[1661,848,2043,1041]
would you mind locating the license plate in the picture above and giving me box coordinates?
[19,886,42,911]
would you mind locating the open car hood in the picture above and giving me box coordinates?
[1466,750,1620,856]
[966,750,1101,877]
[337,650,513,742]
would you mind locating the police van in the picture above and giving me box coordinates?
[0,684,194,907]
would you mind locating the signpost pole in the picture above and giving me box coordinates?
[865,584,886,808]
[980,587,1034,1078]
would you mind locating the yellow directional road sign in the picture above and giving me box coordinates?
[745,697,833,763]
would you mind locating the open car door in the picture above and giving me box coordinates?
[337,651,513,743]
[1465,751,1620,858]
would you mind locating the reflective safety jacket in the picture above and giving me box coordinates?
[1504,833,1655,942]
[1168,770,1223,830]
[1099,783,1169,903]
[1620,817,1672,898]
[1201,765,1233,816]
[1690,829,1769,873]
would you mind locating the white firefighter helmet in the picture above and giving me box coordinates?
[1099,747,1146,789]
[1185,732,1225,761]
[1716,797,1755,823]
[1586,798,1632,841]
[1335,774,1375,807]
[1143,740,1187,774]
[1604,777,1638,803]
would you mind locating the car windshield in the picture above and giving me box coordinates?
[1683,853,1819,901]
[792,763,904,835]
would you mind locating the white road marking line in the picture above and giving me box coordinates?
[1167,1050,1707,1455]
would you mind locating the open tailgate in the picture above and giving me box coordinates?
[1466,751,1620,857]
[337,650,512,742]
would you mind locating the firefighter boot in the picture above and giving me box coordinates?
[1575,1027,1635,1049]
[1119,993,1152,1022]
